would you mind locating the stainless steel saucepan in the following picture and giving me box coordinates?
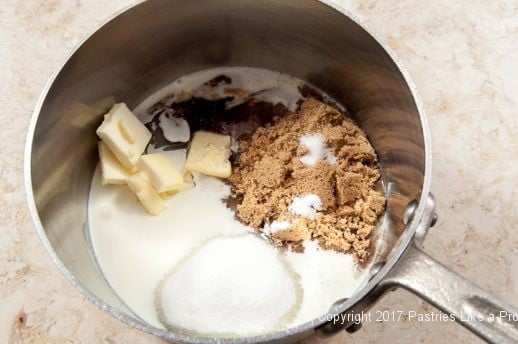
[24,0,518,343]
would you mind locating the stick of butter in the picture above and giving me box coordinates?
[98,141,132,185]
[96,103,151,170]
[185,131,231,178]
[127,172,166,215]
[138,153,184,193]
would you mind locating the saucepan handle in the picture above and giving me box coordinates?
[381,243,518,343]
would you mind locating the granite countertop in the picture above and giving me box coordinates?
[1,0,516,343]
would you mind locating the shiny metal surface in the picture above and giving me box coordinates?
[384,197,518,344]
[383,244,518,344]
[24,0,515,343]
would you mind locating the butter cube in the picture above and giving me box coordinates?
[185,131,231,178]
[96,103,151,170]
[127,172,166,215]
[138,153,184,193]
[98,141,131,185]
[160,172,194,198]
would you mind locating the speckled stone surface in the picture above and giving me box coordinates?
[0,0,516,343]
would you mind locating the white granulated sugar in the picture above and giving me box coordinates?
[288,194,322,220]
[157,235,301,337]
[159,113,190,142]
[299,133,337,165]
[263,220,291,234]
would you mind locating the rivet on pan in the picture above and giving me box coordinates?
[403,200,418,225]
[368,261,385,282]
[345,322,363,334]
[315,319,346,337]
[430,212,438,227]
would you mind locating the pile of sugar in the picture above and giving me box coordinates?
[263,220,292,234]
[299,133,337,165]
[156,235,302,337]
[288,194,322,220]
[229,98,385,260]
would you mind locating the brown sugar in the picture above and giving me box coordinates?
[228,98,385,260]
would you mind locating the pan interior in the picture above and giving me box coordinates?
[87,65,384,335]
